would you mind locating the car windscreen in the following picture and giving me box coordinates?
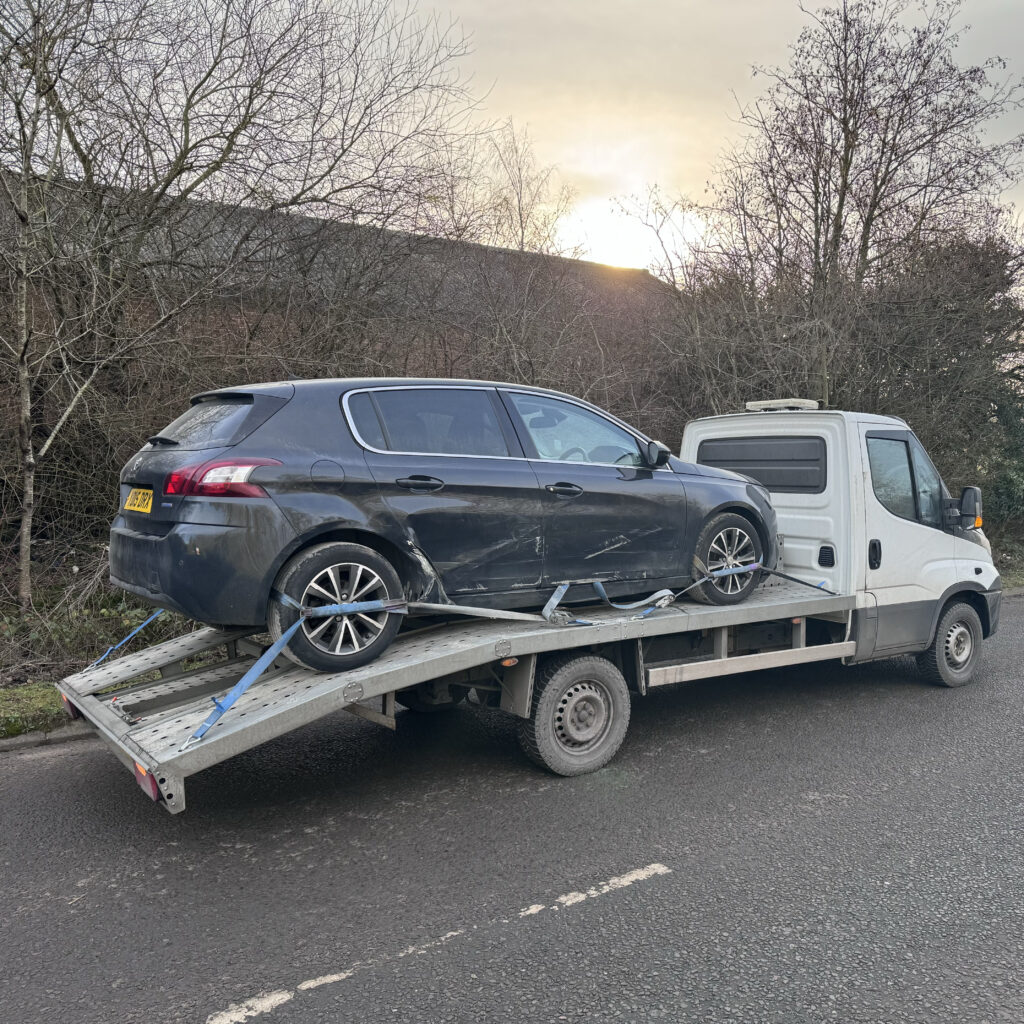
[154,395,285,450]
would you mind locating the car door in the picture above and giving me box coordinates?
[344,385,545,597]
[861,426,958,652]
[500,389,688,587]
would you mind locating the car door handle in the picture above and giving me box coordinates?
[396,476,444,492]
[868,538,882,570]
[546,482,583,497]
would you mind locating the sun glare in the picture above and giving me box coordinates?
[557,198,704,271]
[557,199,662,269]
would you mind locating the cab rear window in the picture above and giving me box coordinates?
[157,395,284,450]
[697,435,827,493]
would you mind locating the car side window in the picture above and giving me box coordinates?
[346,392,387,450]
[353,388,509,458]
[909,437,945,529]
[508,393,643,466]
[866,437,917,521]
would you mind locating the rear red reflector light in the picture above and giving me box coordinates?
[133,762,160,801]
[163,458,280,498]
[61,694,83,720]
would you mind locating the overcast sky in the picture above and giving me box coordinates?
[437,0,1024,265]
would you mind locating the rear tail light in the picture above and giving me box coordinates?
[133,762,160,801]
[61,694,83,719]
[164,458,281,498]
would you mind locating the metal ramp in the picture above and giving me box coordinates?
[56,581,855,812]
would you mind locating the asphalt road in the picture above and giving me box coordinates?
[3,598,1023,1024]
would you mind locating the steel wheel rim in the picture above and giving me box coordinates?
[554,680,612,754]
[944,621,973,669]
[300,562,389,656]
[706,526,757,595]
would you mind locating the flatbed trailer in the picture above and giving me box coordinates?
[57,580,856,813]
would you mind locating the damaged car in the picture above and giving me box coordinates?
[110,379,778,670]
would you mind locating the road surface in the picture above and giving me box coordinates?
[3,597,1022,1023]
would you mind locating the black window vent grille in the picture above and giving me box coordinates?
[818,545,836,568]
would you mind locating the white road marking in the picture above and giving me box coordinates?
[296,971,354,991]
[204,863,671,1023]
[518,903,545,917]
[207,990,293,1024]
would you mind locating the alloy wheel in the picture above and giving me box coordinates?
[300,562,389,656]
[706,526,757,595]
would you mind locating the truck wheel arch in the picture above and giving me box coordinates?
[929,584,992,641]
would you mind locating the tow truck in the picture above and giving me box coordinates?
[56,403,1000,813]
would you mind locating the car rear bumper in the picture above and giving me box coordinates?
[109,510,294,625]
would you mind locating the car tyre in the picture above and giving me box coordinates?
[518,654,631,776]
[268,542,404,672]
[689,512,764,605]
[916,601,983,687]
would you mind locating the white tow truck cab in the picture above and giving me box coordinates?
[682,400,1001,673]
[56,400,1001,812]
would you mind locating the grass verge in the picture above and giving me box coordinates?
[0,682,68,738]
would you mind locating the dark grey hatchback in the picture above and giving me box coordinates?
[110,379,778,671]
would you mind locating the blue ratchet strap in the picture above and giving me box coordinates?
[87,608,165,670]
[760,566,838,595]
[180,591,408,751]
[708,562,762,579]
[671,561,763,600]
[540,583,593,626]
[541,580,677,625]
[590,581,676,618]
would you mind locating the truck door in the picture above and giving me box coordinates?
[860,426,957,653]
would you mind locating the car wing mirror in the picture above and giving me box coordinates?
[959,485,983,529]
[644,440,672,468]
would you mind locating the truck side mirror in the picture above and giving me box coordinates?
[960,486,983,529]
[644,440,672,468]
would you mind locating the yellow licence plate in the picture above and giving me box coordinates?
[124,487,153,514]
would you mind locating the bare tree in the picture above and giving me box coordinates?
[713,0,1023,403]
[0,0,472,606]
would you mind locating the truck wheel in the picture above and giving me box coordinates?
[518,655,631,776]
[690,512,763,605]
[916,601,983,687]
[268,542,403,672]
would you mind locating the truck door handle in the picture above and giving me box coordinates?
[546,482,583,498]
[868,539,882,570]
[396,476,444,492]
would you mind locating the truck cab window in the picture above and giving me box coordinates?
[909,437,945,529]
[866,437,916,521]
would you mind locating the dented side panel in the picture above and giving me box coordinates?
[360,449,547,595]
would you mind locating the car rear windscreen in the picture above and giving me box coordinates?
[697,435,827,493]
[157,395,284,450]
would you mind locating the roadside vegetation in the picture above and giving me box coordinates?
[2,0,1022,716]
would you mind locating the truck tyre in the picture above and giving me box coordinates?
[690,512,763,605]
[518,655,631,776]
[916,601,983,687]
[268,542,403,672]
